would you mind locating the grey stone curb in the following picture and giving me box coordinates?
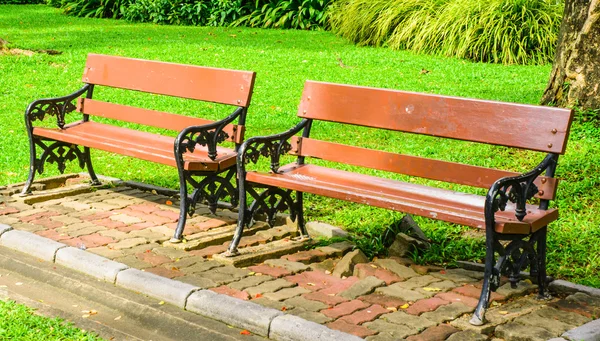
[55,247,129,283]
[115,268,198,309]
[186,289,283,336]
[0,230,66,262]
[0,224,13,237]
[270,314,363,341]
[0,214,363,340]
[562,318,600,341]
[550,279,600,297]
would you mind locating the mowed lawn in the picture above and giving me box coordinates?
[1,5,598,287]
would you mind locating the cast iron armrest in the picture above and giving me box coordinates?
[174,107,244,162]
[24,84,91,130]
[484,153,558,224]
[238,119,310,174]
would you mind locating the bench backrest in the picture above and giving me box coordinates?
[292,81,574,200]
[76,54,256,143]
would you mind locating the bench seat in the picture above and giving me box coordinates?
[247,164,557,235]
[33,121,237,172]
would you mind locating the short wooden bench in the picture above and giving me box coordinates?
[229,80,573,325]
[22,54,256,241]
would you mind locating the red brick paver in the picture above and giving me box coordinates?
[321,300,370,319]
[338,304,390,325]
[283,249,327,264]
[144,266,184,278]
[358,293,407,309]
[80,233,115,248]
[248,264,291,278]
[435,292,479,308]
[453,284,505,303]
[135,252,173,266]
[210,285,250,300]
[326,319,377,338]
[189,245,228,258]
[406,297,450,315]
[302,291,349,307]
[353,263,403,285]
[285,271,344,291]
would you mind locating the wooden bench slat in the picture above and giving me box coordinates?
[298,81,573,154]
[77,98,242,143]
[291,137,558,200]
[82,54,256,107]
[33,122,236,171]
[246,164,558,234]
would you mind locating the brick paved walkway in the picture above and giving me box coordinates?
[1,175,599,341]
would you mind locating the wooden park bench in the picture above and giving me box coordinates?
[228,80,573,325]
[21,54,256,242]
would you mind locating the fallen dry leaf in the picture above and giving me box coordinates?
[499,311,509,315]
[158,301,165,305]
[165,200,173,206]
[82,314,90,318]
[423,287,442,292]
[281,307,287,311]
[114,316,122,321]
[400,303,410,309]
[240,330,251,335]
[386,307,397,312]
[370,264,378,268]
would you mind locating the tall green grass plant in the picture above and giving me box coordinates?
[329,0,563,64]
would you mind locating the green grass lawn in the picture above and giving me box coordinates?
[0,299,104,340]
[1,5,598,287]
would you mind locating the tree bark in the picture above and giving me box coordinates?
[541,0,600,110]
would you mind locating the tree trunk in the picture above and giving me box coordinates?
[541,0,600,110]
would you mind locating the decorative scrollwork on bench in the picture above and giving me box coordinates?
[180,128,230,160]
[28,100,77,128]
[185,168,237,215]
[489,153,556,221]
[491,233,542,291]
[35,140,86,174]
[247,186,297,227]
[244,140,292,173]
[25,84,89,129]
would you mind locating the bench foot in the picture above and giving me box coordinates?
[169,237,183,244]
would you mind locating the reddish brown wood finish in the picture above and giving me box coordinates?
[82,54,256,107]
[77,98,242,143]
[246,164,558,234]
[33,122,236,172]
[298,81,573,154]
[290,137,558,200]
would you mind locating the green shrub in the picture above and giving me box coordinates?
[123,0,209,25]
[60,0,129,19]
[329,0,563,65]
[0,0,44,4]
[232,0,332,30]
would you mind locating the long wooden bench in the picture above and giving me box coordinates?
[21,54,256,242]
[228,80,573,325]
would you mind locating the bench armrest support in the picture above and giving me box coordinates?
[175,107,244,162]
[238,119,310,174]
[485,153,557,223]
[24,84,91,130]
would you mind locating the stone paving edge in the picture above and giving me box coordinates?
[55,247,129,284]
[270,314,363,341]
[562,318,600,341]
[0,229,66,262]
[186,289,283,336]
[0,223,363,340]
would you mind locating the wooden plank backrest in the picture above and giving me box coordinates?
[298,81,573,154]
[291,137,559,200]
[76,99,243,143]
[82,54,256,107]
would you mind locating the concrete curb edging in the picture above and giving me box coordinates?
[186,289,283,336]
[55,247,129,283]
[0,224,13,237]
[270,314,363,341]
[0,229,66,262]
[0,226,366,340]
[115,268,198,309]
[550,279,600,298]
[562,319,600,341]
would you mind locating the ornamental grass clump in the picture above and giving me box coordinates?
[329,0,563,65]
